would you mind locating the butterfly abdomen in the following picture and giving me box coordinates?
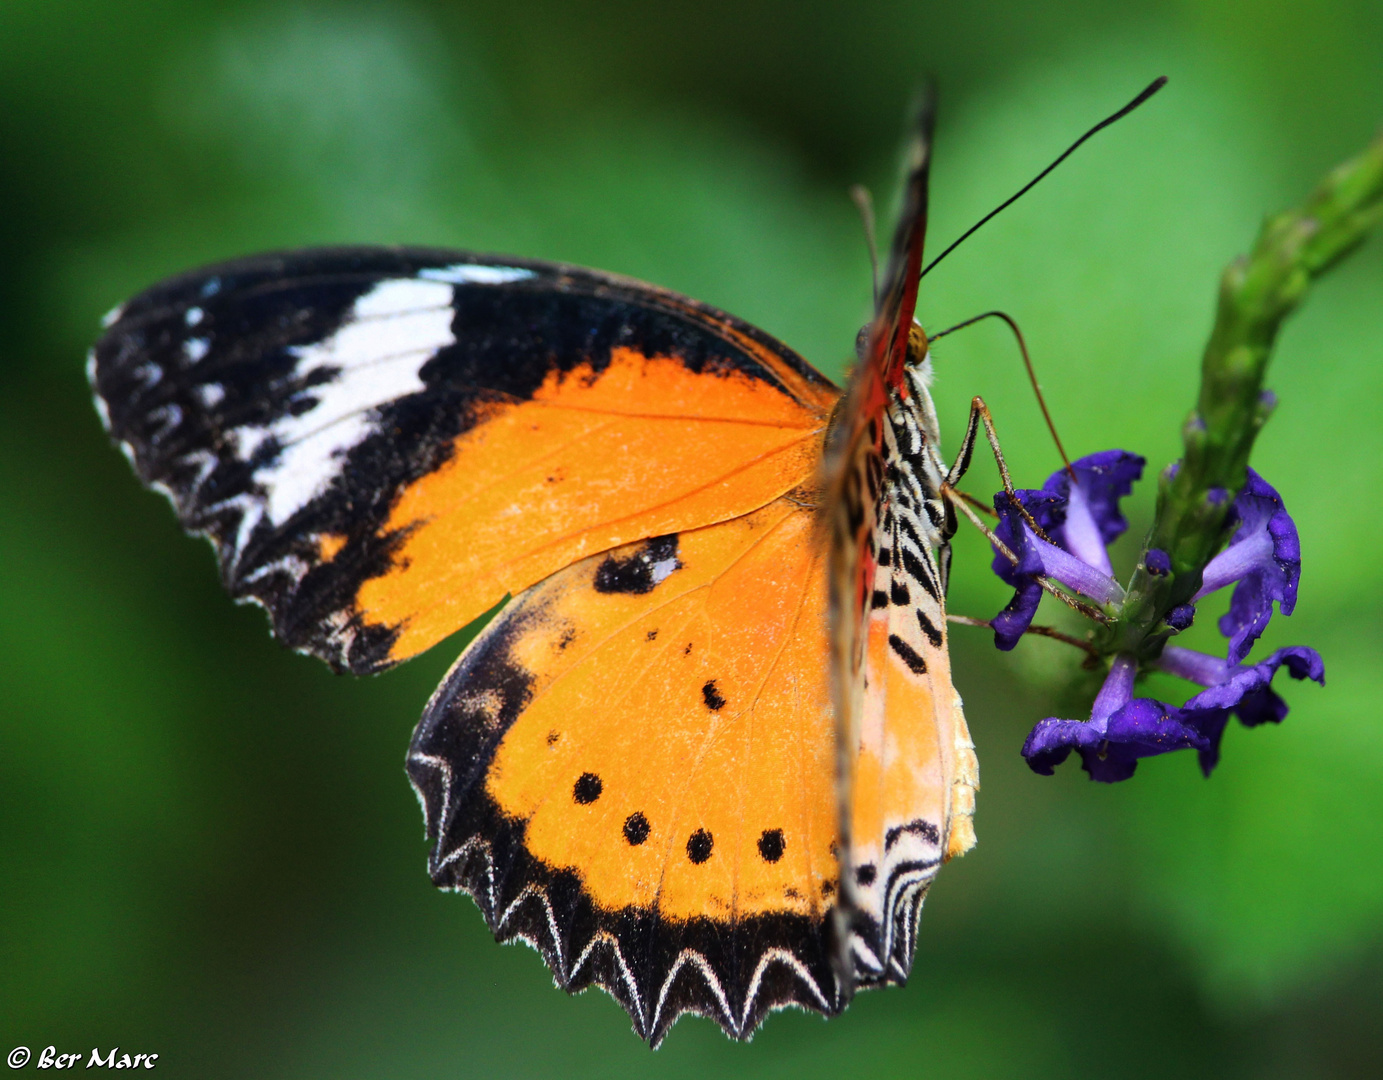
[845,360,977,986]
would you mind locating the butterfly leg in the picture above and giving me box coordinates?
[943,483,1107,621]
[944,395,1018,496]
[933,395,1014,594]
[946,395,1058,542]
[939,398,1105,621]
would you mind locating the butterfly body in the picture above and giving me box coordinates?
[839,357,977,985]
[90,101,977,1045]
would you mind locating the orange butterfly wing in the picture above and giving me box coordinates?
[90,250,835,674]
[91,248,852,1042]
[410,498,842,1043]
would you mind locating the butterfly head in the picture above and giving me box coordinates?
[905,321,929,367]
[852,317,930,378]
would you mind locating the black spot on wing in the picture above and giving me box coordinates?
[593,535,680,595]
[573,772,603,804]
[623,812,650,846]
[901,546,938,600]
[887,634,927,675]
[890,579,910,606]
[757,829,785,863]
[916,608,943,647]
[686,829,714,864]
[702,680,727,711]
[855,863,877,886]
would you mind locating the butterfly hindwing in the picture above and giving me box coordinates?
[90,248,837,674]
[823,92,978,992]
[846,366,976,983]
[408,497,845,1044]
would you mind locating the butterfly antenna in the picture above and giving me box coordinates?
[919,75,1167,282]
[849,183,880,306]
[931,310,1075,479]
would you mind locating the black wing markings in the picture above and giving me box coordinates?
[92,248,834,674]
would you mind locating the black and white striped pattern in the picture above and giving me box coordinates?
[89,247,835,675]
[848,356,968,986]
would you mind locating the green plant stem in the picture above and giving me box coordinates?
[1107,131,1383,660]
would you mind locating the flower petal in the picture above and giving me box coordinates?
[1091,654,1138,725]
[1041,450,1146,551]
[1097,698,1210,781]
[1032,539,1126,604]
[991,578,1044,651]
[1021,698,1208,783]
[1155,645,1231,687]
[1059,479,1114,575]
[989,489,1122,646]
[1186,709,1232,778]
[1196,469,1302,663]
[1021,718,1105,776]
[1183,645,1324,710]
[991,489,1062,588]
[989,489,1062,649]
[1180,646,1325,774]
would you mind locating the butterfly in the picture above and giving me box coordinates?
[88,98,979,1045]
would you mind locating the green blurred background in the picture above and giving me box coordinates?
[3,1,1381,1075]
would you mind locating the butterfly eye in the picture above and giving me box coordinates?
[854,323,871,360]
[906,321,929,366]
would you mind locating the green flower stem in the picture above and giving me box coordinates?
[1109,131,1383,660]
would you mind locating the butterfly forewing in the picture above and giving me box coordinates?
[90,249,836,675]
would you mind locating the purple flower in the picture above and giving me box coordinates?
[1042,450,1145,561]
[992,452,1320,783]
[988,451,1143,649]
[1158,645,1325,774]
[1194,469,1302,663]
[990,490,1060,650]
[1021,645,1324,782]
[1022,656,1209,782]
